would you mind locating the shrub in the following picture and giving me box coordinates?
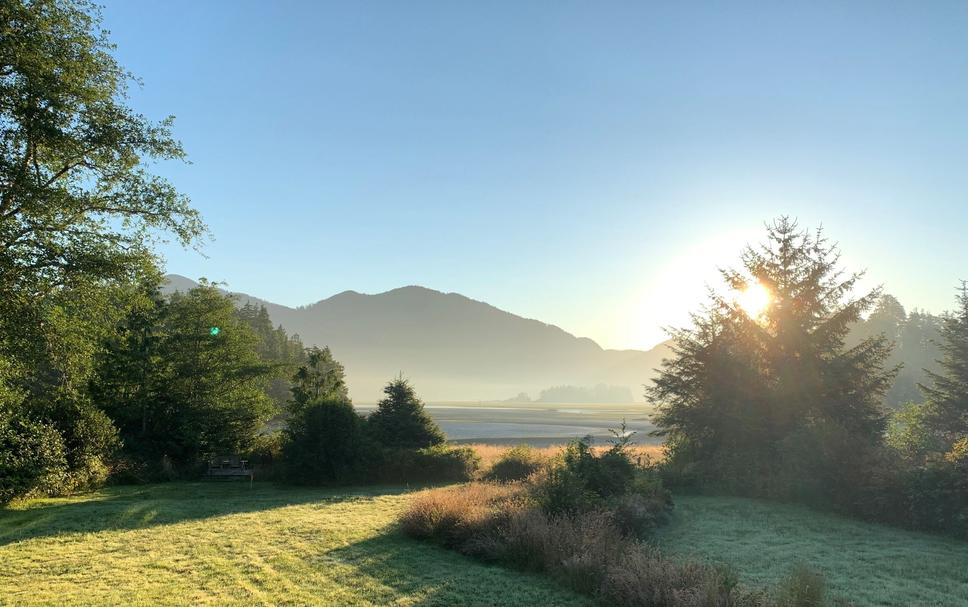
[376,445,480,484]
[241,431,285,481]
[531,437,672,524]
[483,445,547,482]
[281,398,363,484]
[0,411,67,504]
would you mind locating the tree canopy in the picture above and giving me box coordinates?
[649,218,895,498]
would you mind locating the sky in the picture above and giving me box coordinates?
[101,1,968,350]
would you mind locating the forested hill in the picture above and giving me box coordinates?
[162,275,671,403]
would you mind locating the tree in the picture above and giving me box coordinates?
[93,282,275,469]
[919,282,968,453]
[0,0,203,300]
[281,398,363,484]
[0,0,203,494]
[236,302,306,410]
[649,218,895,498]
[367,377,445,449]
[289,346,348,414]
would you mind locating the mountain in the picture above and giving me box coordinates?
[162,275,671,403]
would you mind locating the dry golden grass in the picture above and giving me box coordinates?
[466,443,665,470]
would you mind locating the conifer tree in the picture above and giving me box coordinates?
[919,282,968,452]
[649,218,895,496]
[367,377,445,449]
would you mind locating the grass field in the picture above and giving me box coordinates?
[656,495,968,607]
[4,482,967,606]
[0,482,590,607]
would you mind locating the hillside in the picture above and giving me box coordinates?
[162,275,670,403]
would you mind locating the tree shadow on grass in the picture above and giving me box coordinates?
[324,532,592,607]
[0,482,411,547]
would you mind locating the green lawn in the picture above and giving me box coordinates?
[0,482,590,607]
[656,495,968,607]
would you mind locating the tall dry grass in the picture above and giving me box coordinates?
[466,443,664,471]
[399,483,778,606]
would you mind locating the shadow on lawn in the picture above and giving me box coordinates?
[325,533,591,607]
[0,482,410,547]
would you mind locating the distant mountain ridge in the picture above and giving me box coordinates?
[162,274,670,403]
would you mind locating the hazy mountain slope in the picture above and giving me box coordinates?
[162,275,670,403]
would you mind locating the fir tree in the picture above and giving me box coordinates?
[649,218,895,496]
[919,282,968,452]
[367,377,445,449]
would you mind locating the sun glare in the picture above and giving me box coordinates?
[737,281,772,317]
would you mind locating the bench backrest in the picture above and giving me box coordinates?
[209,455,246,470]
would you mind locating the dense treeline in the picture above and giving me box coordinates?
[848,294,943,408]
[650,218,968,536]
[537,383,635,403]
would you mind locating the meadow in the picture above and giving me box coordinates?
[0,482,590,607]
[3,477,966,606]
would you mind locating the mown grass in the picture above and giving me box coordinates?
[656,495,968,607]
[0,482,591,607]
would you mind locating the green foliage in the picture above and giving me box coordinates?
[650,219,895,503]
[848,296,943,408]
[93,282,275,472]
[484,445,547,482]
[534,435,671,533]
[235,303,305,410]
[375,445,480,484]
[0,408,66,504]
[366,377,445,449]
[281,398,363,484]
[918,281,968,452]
[288,346,348,414]
[0,0,202,499]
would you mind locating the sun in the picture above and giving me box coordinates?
[737,281,772,317]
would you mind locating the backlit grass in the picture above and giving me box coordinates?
[0,482,591,607]
[656,495,968,607]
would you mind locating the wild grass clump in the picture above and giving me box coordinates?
[483,445,548,482]
[399,482,525,548]
[399,484,816,606]
[401,436,848,607]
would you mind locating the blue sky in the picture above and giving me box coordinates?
[102,1,968,350]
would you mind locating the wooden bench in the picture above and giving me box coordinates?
[206,455,253,485]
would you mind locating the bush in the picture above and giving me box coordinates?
[241,432,285,481]
[281,398,364,484]
[375,444,480,484]
[483,445,547,482]
[532,437,672,525]
[0,411,67,504]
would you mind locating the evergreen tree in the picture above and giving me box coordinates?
[649,218,895,497]
[367,377,445,449]
[235,303,306,409]
[919,282,968,452]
